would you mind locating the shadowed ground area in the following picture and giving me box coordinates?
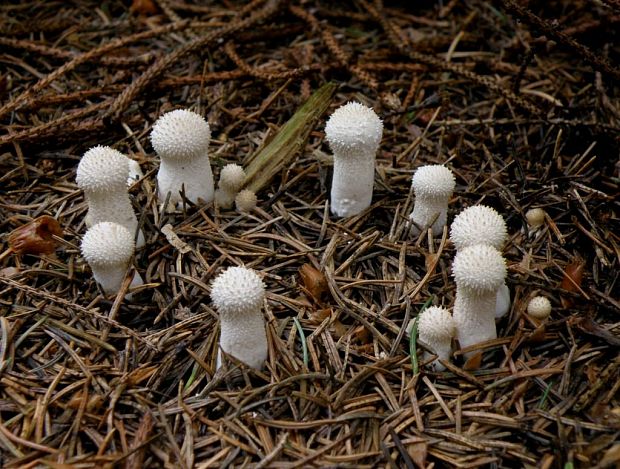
[0,0,619,467]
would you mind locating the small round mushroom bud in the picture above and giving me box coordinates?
[409,165,455,236]
[452,244,506,357]
[215,164,246,209]
[325,102,383,217]
[235,189,257,213]
[417,306,455,371]
[450,205,510,318]
[526,208,546,228]
[527,296,551,319]
[81,222,144,297]
[150,109,214,210]
[76,146,144,248]
[211,266,267,369]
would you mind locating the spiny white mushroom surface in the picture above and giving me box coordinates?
[527,296,552,319]
[450,205,510,318]
[215,163,246,209]
[76,145,144,247]
[81,222,143,297]
[235,189,257,213]
[452,244,506,356]
[409,165,455,236]
[150,109,214,209]
[325,102,383,217]
[417,306,455,371]
[211,266,267,369]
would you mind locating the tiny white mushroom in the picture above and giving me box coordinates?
[527,296,551,319]
[127,159,144,186]
[409,165,455,236]
[450,205,510,318]
[211,266,267,369]
[76,145,144,247]
[526,208,546,228]
[150,109,214,210]
[325,102,383,217]
[452,244,507,357]
[235,189,257,213]
[215,163,246,209]
[416,306,455,371]
[81,222,144,297]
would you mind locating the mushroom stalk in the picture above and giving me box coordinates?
[325,102,383,218]
[211,266,267,369]
[409,165,455,236]
[150,109,214,210]
[81,222,143,298]
[77,146,144,248]
[452,244,506,357]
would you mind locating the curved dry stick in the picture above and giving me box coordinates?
[0,21,190,121]
[105,0,283,122]
[359,0,543,116]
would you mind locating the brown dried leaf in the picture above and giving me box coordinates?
[560,257,585,307]
[406,438,428,469]
[527,323,546,343]
[599,443,620,467]
[8,215,63,256]
[353,325,371,344]
[308,308,331,325]
[130,0,158,16]
[332,320,348,339]
[463,352,482,371]
[299,263,328,301]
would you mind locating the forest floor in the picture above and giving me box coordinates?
[0,0,619,467]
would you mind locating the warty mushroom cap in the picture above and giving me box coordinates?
[527,296,551,319]
[325,102,383,157]
[450,205,508,251]
[81,222,135,267]
[76,146,129,193]
[150,109,211,161]
[211,266,265,315]
[219,164,246,191]
[452,244,506,293]
[411,165,455,198]
[235,189,257,212]
[418,306,455,342]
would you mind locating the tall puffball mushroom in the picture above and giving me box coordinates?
[416,306,455,371]
[452,244,506,357]
[409,165,455,236]
[215,163,246,209]
[210,266,267,369]
[76,145,144,247]
[81,222,143,297]
[324,102,383,217]
[150,109,214,210]
[450,205,510,318]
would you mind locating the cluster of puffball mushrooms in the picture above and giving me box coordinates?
[76,102,550,371]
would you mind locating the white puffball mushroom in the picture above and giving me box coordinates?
[526,208,546,228]
[450,205,507,251]
[527,296,552,319]
[127,159,144,186]
[235,189,257,213]
[81,222,144,297]
[215,164,246,209]
[450,205,510,318]
[150,109,214,210]
[211,266,267,369]
[417,306,455,371]
[452,244,507,357]
[409,165,455,236]
[76,145,144,248]
[325,101,383,218]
